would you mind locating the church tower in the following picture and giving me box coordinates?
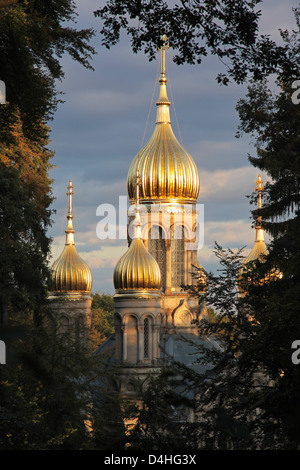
[48,179,93,339]
[126,35,206,338]
[112,36,208,389]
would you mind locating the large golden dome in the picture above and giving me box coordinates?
[113,207,161,297]
[127,36,200,204]
[49,180,92,294]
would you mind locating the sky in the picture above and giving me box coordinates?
[47,0,298,295]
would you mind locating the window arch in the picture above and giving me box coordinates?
[144,317,150,359]
[171,225,185,289]
[126,315,138,363]
[148,225,165,291]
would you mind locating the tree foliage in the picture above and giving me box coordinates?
[0,164,52,327]
[0,1,96,325]
[0,0,95,135]
[0,321,125,450]
[94,0,299,85]
[234,73,300,446]
[90,293,115,350]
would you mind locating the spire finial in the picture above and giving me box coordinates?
[160,34,169,77]
[156,34,171,123]
[67,179,74,215]
[133,169,142,239]
[65,179,75,245]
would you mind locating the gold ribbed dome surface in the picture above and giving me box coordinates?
[49,180,92,294]
[238,174,270,294]
[50,245,92,293]
[127,125,200,203]
[127,36,200,204]
[113,237,161,294]
[242,225,268,265]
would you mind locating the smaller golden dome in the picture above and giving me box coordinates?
[50,245,92,293]
[113,178,161,297]
[242,226,268,265]
[49,180,92,294]
[113,237,161,295]
[238,174,269,295]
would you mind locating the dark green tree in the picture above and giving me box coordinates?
[0,319,126,450]
[170,63,300,448]
[94,0,298,85]
[0,1,96,325]
[0,164,52,327]
[234,71,300,446]
[0,1,95,138]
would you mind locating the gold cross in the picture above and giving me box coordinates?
[255,174,263,210]
[67,179,74,214]
[159,34,170,76]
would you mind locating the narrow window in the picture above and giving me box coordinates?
[171,225,185,289]
[148,225,165,291]
[144,318,149,359]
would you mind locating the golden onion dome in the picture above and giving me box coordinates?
[242,227,268,265]
[114,177,161,297]
[49,180,92,294]
[127,35,200,204]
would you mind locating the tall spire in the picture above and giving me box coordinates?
[127,33,200,204]
[156,34,171,124]
[49,178,92,294]
[66,179,75,245]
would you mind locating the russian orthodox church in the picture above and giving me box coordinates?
[48,37,270,401]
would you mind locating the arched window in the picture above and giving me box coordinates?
[171,225,185,289]
[144,317,149,359]
[148,225,165,291]
[127,315,138,363]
